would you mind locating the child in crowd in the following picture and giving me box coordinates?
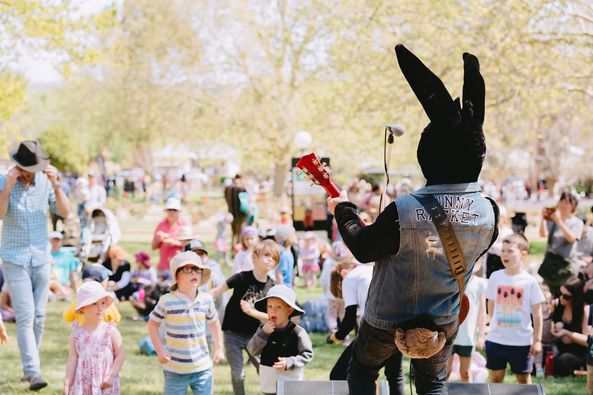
[247,285,313,395]
[0,283,14,322]
[211,240,279,395]
[63,282,124,395]
[0,313,9,345]
[233,226,259,274]
[329,261,381,383]
[148,251,224,395]
[447,258,487,382]
[128,251,158,320]
[534,285,556,377]
[130,251,158,298]
[64,265,121,325]
[320,242,350,332]
[214,212,233,266]
[274,225,295,287]
[485,234,544,384]
[587,311,593,395]
[300,232,320,289]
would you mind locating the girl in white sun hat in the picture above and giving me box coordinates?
[63,282,124,395]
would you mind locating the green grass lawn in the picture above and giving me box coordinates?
[0,299,587,394]
[0,215,586,394]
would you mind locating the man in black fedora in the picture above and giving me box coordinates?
[0,140,70,391]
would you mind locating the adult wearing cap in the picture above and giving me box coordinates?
[152,196,191,280]
[0,140,70,390]
[49,232,81,293]
[102,245,134,300]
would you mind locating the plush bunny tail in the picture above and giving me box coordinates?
[395,327,446,359]
[395,44,460,128]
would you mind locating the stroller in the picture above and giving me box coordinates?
[79,205,121,264]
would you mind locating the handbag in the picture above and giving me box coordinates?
[537,223,572,287]
[538,251,571,287]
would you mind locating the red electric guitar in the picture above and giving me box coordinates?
[295,153,341,198]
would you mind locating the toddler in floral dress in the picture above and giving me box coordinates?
[64,282,125,395]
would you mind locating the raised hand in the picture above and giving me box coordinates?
[42,165,59,188]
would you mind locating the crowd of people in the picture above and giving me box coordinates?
[0,139,592,395]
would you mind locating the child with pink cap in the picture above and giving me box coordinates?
[63,282,124,395]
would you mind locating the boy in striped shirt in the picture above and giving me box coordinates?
[148,251,225,395]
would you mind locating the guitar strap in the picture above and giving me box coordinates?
[412,193,468,321]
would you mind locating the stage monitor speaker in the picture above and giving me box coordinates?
[277,380,388,395]
[277,380,545,395]
[447,382,545,394]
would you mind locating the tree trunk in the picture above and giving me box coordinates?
[273,162,288,197]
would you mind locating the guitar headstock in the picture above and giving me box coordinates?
[295,152,331,187]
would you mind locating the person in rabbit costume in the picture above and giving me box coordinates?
[327,44,499,394]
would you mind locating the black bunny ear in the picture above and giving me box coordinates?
[395,44,460,127]
[462,52,485,125]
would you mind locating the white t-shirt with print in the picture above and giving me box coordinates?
[485,269,545,346]
[342,264,373,327]
[454,275,487,346]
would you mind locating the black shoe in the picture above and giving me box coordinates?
[28,376,48,391]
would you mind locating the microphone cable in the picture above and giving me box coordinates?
[379,126,395,214]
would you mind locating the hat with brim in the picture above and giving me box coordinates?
[75,281,116,312]
[48,231,64,240]
[169,251,211,287]
[164,197,182,211]
[10,140,49,173]
[134,251,151,268]
[255,284,304,316]
[177,226,194,242]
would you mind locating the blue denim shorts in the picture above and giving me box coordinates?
[485,340,533,374]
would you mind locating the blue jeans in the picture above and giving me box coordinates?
[348,319,458,395]
[224,331,259,395]
[2,262,50,378]
[163,369,213,395]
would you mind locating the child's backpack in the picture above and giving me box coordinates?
[143,283,169,317]
[300,298,329,333]
[138,336,156,356]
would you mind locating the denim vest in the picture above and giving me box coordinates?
[364,183,496,330]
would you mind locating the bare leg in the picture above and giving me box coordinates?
[489,369,505,383]
[515,373,531,384]
[458,356,472,382]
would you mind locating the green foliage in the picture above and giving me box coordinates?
[5,0,593,186]
[37,126,88,173]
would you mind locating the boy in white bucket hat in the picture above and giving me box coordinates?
[148,251,224,394]
[247,284,313,395]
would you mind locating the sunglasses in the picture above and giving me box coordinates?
[560,292,572,301]
[178,266,203,274]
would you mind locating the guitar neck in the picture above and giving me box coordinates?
[323,180,340,198]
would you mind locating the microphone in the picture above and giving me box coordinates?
[386,124,405,137]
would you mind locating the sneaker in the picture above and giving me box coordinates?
[28,376,48,391]
[535,367,544,378]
